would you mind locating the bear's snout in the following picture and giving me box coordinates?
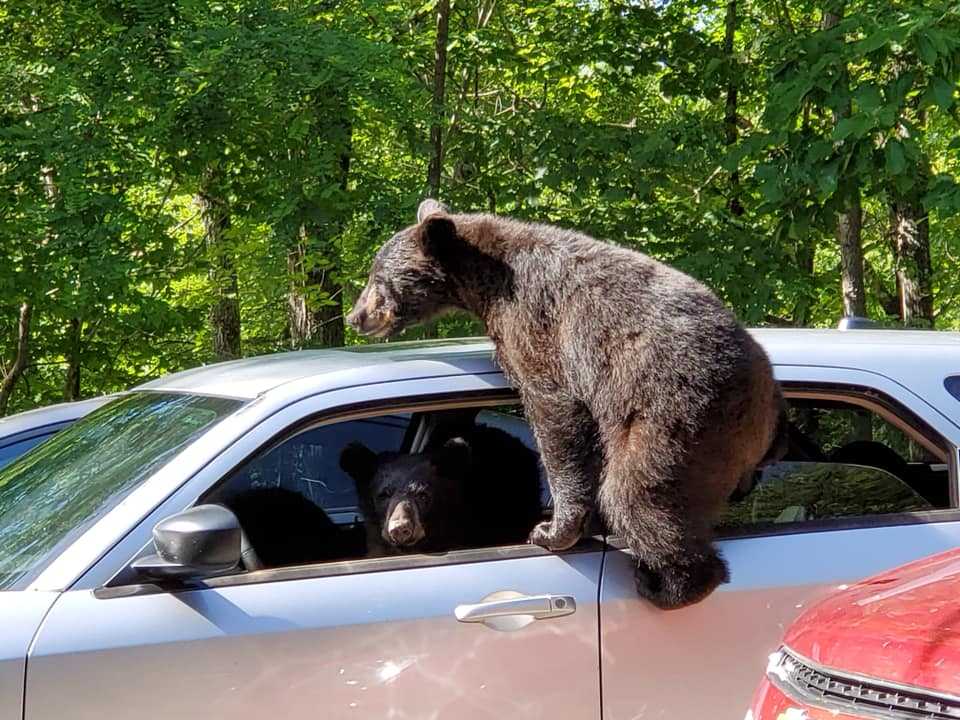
[385,499,425,547]
[347,286,395,337]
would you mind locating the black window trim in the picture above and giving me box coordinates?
[99,380,958,597]
[0,423,69,450]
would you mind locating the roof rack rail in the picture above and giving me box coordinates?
[837,316,877,330]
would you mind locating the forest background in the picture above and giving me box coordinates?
[2,0,959,414]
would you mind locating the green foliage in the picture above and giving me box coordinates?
[1,0,959,414]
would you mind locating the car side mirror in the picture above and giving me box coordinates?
[132,504,243,581]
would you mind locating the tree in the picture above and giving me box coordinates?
[427,0,451,201]
[822,2,867,319]
[0,304,32,415]
[198,168,242,360]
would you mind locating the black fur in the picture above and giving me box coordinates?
[347,200,784,609]
[340,424,543,554]
[225,487,364,567]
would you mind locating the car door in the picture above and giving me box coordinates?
[600,366,960,720]
[26,381,603,720]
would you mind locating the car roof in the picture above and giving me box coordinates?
[133,337,497,400]
[131,329,960,402]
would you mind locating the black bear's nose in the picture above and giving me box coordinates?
[386,500,423,546]
[392,522,413,543]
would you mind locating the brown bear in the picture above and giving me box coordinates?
[339,424,543,555]
[346,199,786,608]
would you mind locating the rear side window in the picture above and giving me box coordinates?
[721,395,949,533]
[947,376,960,402]
[721,461,933,528]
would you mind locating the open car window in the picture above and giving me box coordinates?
[201,402,549,571]
[721,461,934,529]
[720,393,950,534]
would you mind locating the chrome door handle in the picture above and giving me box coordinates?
[455,591,576,629]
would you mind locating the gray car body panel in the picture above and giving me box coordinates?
[0,592,57,720]
[3,330,959,720]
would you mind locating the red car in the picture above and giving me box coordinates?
[749,546,960,720]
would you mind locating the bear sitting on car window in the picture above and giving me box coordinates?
[340,424,543,555]
[346,199,786,608]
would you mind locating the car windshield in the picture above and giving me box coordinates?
[0,392,242,591]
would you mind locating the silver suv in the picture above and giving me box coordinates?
[1,329,959,720]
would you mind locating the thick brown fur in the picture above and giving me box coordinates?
[347,200,786,608]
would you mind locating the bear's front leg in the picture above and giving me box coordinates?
[525,397,600,552]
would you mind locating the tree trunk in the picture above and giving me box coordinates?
[287,98,351,350]
[793,236,816,326]
[426,0,450,200]
[723,0,743,216]
[823,4,867,318]
[0,303,32,416]
[198,170,241,361]
[287,237,345,349]
[837,195,867,317]
[63,317,81,401]
[886,55,934,329]
[890,193,934,327]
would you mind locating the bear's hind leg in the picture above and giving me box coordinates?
[525,397,601,552]
[599,437,729,610]
[632,541,729,610]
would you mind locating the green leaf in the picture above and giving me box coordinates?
[833,115,873,141]
[885,140,906,175]
[916,34,938,66]
[931,77,956,111]
[853,84,883,113]
[817,159,841,199]
[856,29,894,55]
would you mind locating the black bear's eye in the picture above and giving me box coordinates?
[377,489,392,500]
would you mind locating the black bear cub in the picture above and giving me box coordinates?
[346,199,786,608]
[225,486,365,567]
[340,424,543,555]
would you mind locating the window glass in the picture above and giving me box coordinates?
[947,376,960,403]
[212,414,411,520]
[0,434,52,471]
[721,396,948,531]
[205,403,551,570]
[0,393,241,591]
[721,461,933,528]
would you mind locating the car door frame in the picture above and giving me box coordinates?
[73,371,535,590]
[28,371,606,720]
[599,363,960,720]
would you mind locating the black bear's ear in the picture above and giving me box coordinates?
[416,198,449,223]
[339,442,377,485]
[417,215,457,259]
[415,199,457,259]
[435,436,472,475]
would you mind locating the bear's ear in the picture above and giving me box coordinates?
[339,442,377,485]
[416,213,457,259]
[416,198,449,224]
[435,436,472,475]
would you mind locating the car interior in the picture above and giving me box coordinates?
[721,398,950,529]
[199,394,952,572]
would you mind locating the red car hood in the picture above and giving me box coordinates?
[784,547,960,696]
